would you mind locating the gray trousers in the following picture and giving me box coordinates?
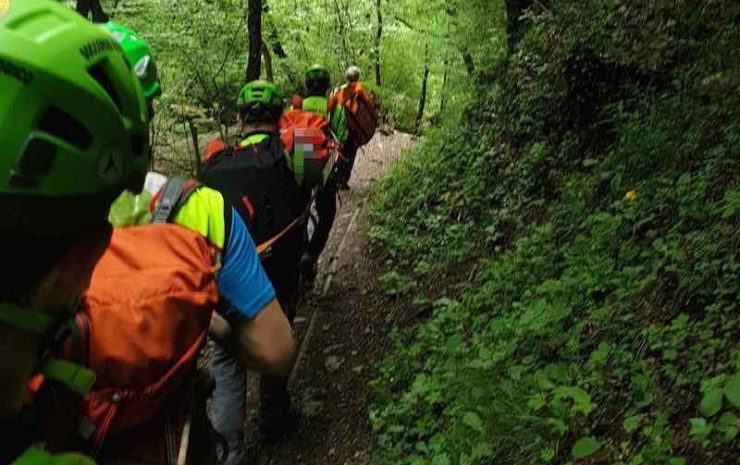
[210,343,247,465]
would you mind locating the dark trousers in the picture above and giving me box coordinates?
[337,139,358,184]
[306,179,337,260]
[256,250,299,420]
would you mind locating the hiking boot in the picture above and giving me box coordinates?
[298,251,318,280]
[259,407,300,441]
[219,436,248,465]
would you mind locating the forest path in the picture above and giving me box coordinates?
[250,131,414,465]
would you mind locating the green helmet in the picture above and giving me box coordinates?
[305,64,330,89]
[103,21,162,99]
[237,80,283,109]
[0,0,150,234]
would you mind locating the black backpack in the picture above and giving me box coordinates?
[198,132,303,251]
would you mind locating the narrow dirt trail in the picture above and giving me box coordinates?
[252,131,414,465]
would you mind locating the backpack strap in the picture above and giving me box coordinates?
[151,176,200,224]
[327,95,338,115]
[203,139,229,163]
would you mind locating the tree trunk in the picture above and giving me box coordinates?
[76,0,109,23]
[187,118,201,176]
[262,38,274,82]
[505,0,535,51]
[414,45,430,135]
[245,0,263,81]
[374,0,382,87]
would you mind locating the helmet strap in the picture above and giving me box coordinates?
[0,302,51,335]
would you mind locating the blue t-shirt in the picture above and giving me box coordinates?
[171,186,276,324]
[218,209,276,323]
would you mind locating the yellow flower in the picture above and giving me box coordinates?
[624,190,637,202]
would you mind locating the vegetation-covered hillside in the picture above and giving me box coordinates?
[368,1,739,464]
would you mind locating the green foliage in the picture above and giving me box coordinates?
[103,0,498,139]
[369,1,740,464]
[572,437,601,459]
[378,270,414,297]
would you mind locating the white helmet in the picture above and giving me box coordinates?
[345,66,361,83]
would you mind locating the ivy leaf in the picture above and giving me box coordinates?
[668,458,686,465]
[571,436,601,459]
[554,386,595,415]
[689,417,713,439]
[588,342,611,365]
[716,412,740,441]
[623,414,645,433]
[699,388,724,417]
[723,373,740,409]
[571,437,601,458]
[462,412,484,432]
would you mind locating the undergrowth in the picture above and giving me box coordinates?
[368,1,739,464]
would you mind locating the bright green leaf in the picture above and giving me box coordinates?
[668,458,686,465]
[689,417,713,439]
[588,342,611,365]
[527,393,547,411]
[724,373,740,409]
[539,447,556,462]
[699,388,723,417]
[623,414,645,433]
[462,412,484,432]
[571,436,601,458]
[554,386,595,415]
[716,412,740,441]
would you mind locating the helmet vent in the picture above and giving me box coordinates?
[38,107,92,150]
[10,138,58,188]
[89,63,123,114]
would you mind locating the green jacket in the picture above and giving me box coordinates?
[294,95,348,144]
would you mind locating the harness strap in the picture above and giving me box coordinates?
[151,176,200,225]
[0,303,96,395]
[40,358,96,396]
[151,177,187,224]
[256,191,316,256]
[0,302,51,335]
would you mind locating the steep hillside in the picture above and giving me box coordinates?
[368,2,739,464]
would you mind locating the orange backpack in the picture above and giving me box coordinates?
[279,108,339,188]
[336,82,378,147]
[72,224,219,465]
